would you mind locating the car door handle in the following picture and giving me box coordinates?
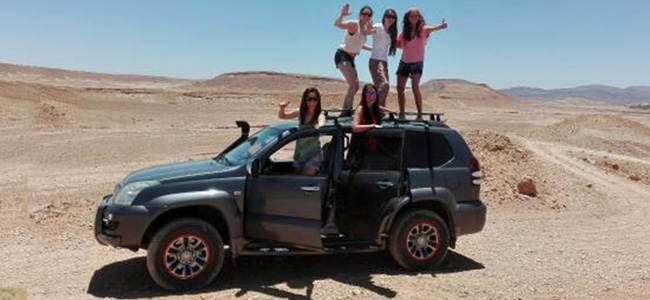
[375,180,395,190]
[301,186,320,192]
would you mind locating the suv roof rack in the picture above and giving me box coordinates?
[322,109,445,124]
[322,109,353,126]
[397,111,445,122]
[323,109,352,118]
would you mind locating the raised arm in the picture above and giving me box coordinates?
[362,44,373,52]
[334,3,357,33]
[278,101,300,120]
[425,19,448,34]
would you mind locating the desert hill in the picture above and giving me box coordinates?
[0,62,195,88]
[192,71,350,94]
[0,62,519,108]
[421,79,517,108]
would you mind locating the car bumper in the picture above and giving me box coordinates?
[94,194,161,250]
[454,200,487,236]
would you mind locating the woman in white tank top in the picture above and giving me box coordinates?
[364,9,398,107]
[333,3,373,116]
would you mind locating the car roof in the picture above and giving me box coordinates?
[267,117,452,135]
[268,121,299,132]
[324,117,451,131]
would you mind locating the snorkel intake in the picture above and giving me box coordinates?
[216,120,250,158]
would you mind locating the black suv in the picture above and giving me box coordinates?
[94,113,486,291]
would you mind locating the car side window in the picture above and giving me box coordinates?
[403,131,455,168]
[265,133,334,176]
[345,132,403,172]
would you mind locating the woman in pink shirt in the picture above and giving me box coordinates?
[396,8,448,119]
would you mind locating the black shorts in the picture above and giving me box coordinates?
[334,49,356,69]
[396,61,424,78]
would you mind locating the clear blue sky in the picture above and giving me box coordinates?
[1,0,649,89]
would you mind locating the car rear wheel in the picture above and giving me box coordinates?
[388,209,449,270]
[147,218,224,291]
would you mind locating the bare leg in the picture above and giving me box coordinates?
[411,74,423,117]
[337,63,359,111]
[397,75,408,118]
[381,61,390,107]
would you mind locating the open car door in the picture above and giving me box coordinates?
[336,128,405,241]
[244,129,337,249]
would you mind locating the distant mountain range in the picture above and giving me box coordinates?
[499,85,650,106]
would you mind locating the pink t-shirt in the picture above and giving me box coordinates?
[398,31,430,63]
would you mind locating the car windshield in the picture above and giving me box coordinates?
[221,126,288,165]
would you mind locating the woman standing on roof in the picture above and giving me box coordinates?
[333,3,373,116]
[396,8,448,120]
[364,9,399,107]
[278,87,325,175]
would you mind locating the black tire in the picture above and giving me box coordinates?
[388,209,449,270]
[146,218,224,291]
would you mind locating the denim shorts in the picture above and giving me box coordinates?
[293,155,322,173]
[334,49,356,69]
[396,61,424,78]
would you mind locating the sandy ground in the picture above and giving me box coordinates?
[1,73,650,300]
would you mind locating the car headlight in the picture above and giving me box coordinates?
[113,180,160,206]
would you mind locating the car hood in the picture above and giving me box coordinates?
[121,159,234,185]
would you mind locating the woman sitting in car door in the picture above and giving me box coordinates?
[352,84,393,134]
[278,87,326,175]
[351,84,395,164]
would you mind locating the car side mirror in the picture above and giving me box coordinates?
[246,158,261,177]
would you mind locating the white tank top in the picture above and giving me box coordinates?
[340,24,367,55]
[370,23,391,61]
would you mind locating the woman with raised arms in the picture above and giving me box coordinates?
[333,3,374,116]
[396,8,448,119]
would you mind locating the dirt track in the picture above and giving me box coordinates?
[1,72,650,299]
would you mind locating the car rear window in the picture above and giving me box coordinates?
[403,131,454,168]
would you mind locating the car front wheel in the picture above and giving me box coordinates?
[146,218,224,291]
[388,209,449,270]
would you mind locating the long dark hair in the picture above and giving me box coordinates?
[299,87,321,125]
[359,5,373,16]
[383,9,398,56]
[360,84,380,124]
[402,8,425,41]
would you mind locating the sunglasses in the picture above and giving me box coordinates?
[385,15,396,20]
[366,91,377,97]
[361,11,373,17]
[306,97,319,102]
